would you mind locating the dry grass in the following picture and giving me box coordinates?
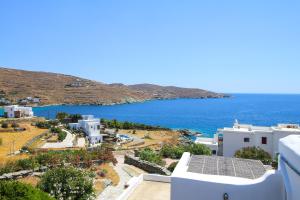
[93,163,120,194]
[0,123,46,164]
[94,181,105,195]
[119,129,180,150]
[96,163,120,186]
[18,176,41,187]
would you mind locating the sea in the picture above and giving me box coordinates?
[1,94,300,138]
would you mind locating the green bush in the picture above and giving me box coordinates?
[234,147,272,165]
[1,122,8,128]
[160,145,185,159]
[11,122,20,128]
[35,121,51,129]
[160,143,211,159]
[139,148,165,166]
[167,161,178,172]
[38,167,95,200]
[186,143,212,156]
[57,131,67,141]
[50,127,67,141]
[0,180,54,200]
[101,118,170,131]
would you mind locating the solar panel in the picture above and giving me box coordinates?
[187,155,266,179]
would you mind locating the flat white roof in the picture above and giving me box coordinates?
[219,123,300,134]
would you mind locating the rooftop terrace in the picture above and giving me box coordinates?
[187,155,266,179]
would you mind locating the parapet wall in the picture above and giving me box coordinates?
[124,154,171,176]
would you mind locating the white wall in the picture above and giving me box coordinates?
[171,153,285,200]
[171,172,285,200]
[279,135,300,200]
[222,131,257,157]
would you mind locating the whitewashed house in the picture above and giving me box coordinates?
[117,134,300,200]
[218,120,300,158]
[3,105,34,118]
[33,97,40,103]
[69,115,103,145]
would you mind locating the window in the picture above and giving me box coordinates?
[212,150,217,155]
[244,137,250,142]
[262,137,267,144]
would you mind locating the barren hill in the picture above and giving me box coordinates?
[0,67,228,105]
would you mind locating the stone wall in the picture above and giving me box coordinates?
[23,130,49,149]
[124,154,171,176]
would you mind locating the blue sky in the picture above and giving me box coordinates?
[0,0,299,94]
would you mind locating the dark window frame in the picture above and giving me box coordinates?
[244,137,250,143]
[261,137,267,144]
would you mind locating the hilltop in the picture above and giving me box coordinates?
[0,67,228,105]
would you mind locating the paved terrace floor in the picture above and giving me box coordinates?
[128,181,170,200]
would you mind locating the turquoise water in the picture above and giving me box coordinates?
[1,94,300,137]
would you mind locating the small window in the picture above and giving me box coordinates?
[262,137,267,144]
[244,137,250,142]
[212,150,217,155]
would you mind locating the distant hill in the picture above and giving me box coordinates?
[128,84,227,99]
[0,67,228,105]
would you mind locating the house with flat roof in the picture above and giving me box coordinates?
[117,134,300,200]
[218,120,300,158]
[69,115,103,145]
[194,134,219,155]
[3,105,34,118]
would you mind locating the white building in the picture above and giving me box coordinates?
[69,115,103,145]
[218,120,300,158]
[117,134,300,200]
[3,105,34,118]
[194,134,219,155]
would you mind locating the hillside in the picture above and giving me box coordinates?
[0,67,228,105]
[128,84,227,99]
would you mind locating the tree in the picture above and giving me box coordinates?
[38,167,95,200]
[0,180,54,200]
[69,114,82,123]
[56,112,69,122]
[234,146,272,164]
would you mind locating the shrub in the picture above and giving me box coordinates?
[160,145,185,159]
[160,143,211,159]
[11,122,20,128]
[1,122,8,128]
[99,169,108,177]
[35,121,51,129]
[0,138,2,146]
[234,147,272,165]
[186,144,212,156]
[0,180,54,200]
[167,161,178,172]
[57,131,67,141]
[50,127,67,141]
[16,157,39,170]
[56,112,69,122]
[38,167,95,200]
[139,148,165,166]
[101,118,170,131]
